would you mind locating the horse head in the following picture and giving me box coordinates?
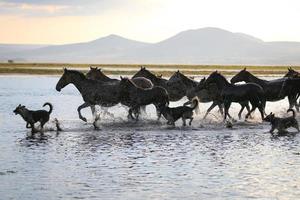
[56,68,86,91]
[132,66,156,80]
[119,76,133,90]
[230,67,249,84]
[206,71,229,88]
[284,67,300,78]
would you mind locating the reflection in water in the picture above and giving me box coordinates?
[1,76,300,199]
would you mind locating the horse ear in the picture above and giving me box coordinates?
[120,76,123,80]
[177,70,179,73]
[243,67,246,71]
[64,68,67,72]
[98,68,101,71]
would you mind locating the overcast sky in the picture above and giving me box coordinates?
[1,0,300,44]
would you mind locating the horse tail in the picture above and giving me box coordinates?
[287,108,296,118]
[43,102,53,114]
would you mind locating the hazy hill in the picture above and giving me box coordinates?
[1,27,300,65]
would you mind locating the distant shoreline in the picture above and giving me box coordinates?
[0,62,297,76]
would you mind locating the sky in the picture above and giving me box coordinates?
[1,0,300,44]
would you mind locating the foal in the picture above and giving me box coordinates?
[119,77,169,120]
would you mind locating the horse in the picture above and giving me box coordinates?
[86,66,119,82]
[119,77,169,120]
[86,66,153,88]
[132,67,185,101]
[86,66,154,117]
[283,67,300,107]
[56,68,122,124]
[279,77,300,104]
[205,71,265,121]
[168,71,250,119]
[230,68,298,111]
[284,67,300,78]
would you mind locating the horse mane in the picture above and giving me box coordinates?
[137,68,159,80]
[211,71,230,84]
[122,77,141,88]
[177,72,197,86]
[67,70,87,80]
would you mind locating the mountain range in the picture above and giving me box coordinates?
[1,27,300,65]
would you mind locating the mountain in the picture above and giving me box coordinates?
[0,34,149,63]
[1,27,300,64]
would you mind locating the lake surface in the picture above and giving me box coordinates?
[1,75,300,200]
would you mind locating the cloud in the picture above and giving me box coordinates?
[0,0,136,16]
[0,2,69,13]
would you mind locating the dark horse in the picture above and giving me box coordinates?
[86,67,154,117]
[231,68,298,111]
[279,77,300,104]
[283,67,300,106]
[168,71,251,119]
[132,67,186,101]
[284,67,300,78]
[56,68,123,123]
[119,77,169,120]
[205,71,265,121]
[86,67,153,88]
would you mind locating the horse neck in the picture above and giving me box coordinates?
[182,76,197,87]
[70,74,88,94]
[246,72,267,85]
[97,73,111,81]
[213,75,231,90]
[125,80,138,92]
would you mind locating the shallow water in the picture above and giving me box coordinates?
[1,75,300,200]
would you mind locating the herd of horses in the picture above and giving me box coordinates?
[55,66,300,128]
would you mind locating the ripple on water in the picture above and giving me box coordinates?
[1,76,300,199]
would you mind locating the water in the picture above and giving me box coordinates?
[1,75,300,200]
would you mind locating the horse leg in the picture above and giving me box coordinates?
[133,106,141,119]
[238,104,245,120]
[218,103,224,116]
[203,102,218,119]
[140,105,147,115]
[155,104,162,121]
[246,97,263,120]
[77,102,91,122]
[128,107,135,120]
[288,95,297,111]
[133,106,140,121]
[238,102,251,120]
[90,105,97,120]
[182,117,187,126]
[223,101,231,122]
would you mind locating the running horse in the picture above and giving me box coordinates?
[231,68,298,111]
[132,67,186,101]
[167,71,251,119]
[205,71,265,121]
